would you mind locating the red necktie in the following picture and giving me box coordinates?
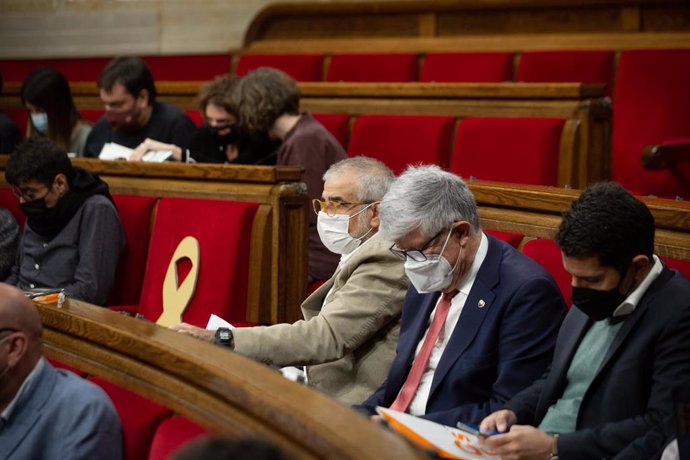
[390,289,459,413]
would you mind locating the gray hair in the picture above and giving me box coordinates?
[323,156,395,202]
[379,164,480,241]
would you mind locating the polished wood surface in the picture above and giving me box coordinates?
[0,158,309,325]
[37,298,427,459]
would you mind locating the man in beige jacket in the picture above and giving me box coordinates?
[173,156,408,405]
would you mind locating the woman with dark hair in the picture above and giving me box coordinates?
[21,67,92,156]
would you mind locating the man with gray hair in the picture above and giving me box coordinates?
[174,156,408,405]
[357,165,565,426]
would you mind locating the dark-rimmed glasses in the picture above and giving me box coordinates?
[11,184,52,202]
[389,228,449,262]
[312,199,373,217]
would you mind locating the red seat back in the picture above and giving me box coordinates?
[0,187,24,229]
[0,57,111,82]
[236,54,324,82]
[662,256,690,281]
[142,55,231,81]
[185,110,204,128]
[137,197,258,326]
[81,109,105,124]
[89,377,171,460]
[2,108,28,138]
[326,53,418,82]
[312,113,350,148]
[486,230,523,248]
[148,416,208,460]
[450,117,565,186]
[517,50,614,93]
[421,52,513,83]
[612,49,690,198]
[521,238,571,307]
[347,115,455,174]
[108,195,158,306]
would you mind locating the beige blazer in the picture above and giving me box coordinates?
[232,232,408,405]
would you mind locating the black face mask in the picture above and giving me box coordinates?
[20,195,70,239]
[572,278,629,322]
[209,125,240,145]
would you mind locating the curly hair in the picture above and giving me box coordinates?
[555,182,655,274]
[231,67,300,134]
[197,74,239,114]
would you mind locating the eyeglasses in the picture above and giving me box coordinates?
[389,228,451,262]
[11,184,52,202]
[312,199,373,217]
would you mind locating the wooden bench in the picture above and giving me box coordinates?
[0,159,309,325]
[37,298,427,459]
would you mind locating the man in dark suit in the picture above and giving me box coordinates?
[357,165,566,426]
[480,182,690,459]
[0,283,122,459]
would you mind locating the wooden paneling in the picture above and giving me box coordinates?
[37,299,427,459]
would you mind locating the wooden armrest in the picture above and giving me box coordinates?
[642,139,690,170]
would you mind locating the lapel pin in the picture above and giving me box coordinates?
[478,299,486,308]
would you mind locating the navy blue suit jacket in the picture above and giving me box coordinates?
[358,234,566,426]
[505,267,690,460]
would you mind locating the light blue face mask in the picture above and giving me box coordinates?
[31,112,49,134]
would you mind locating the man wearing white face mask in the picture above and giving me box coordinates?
[356,165,566,426]
[172,157,408,405]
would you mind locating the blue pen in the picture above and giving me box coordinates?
[456,421,500,438]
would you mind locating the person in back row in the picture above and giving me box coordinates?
[5,138,125,305]
[83,56,196,160]
[0,70,21,154]
[21,67,92,157]
[231,67,347,282]
[480,182,690,459]
[356,165,566,426]
[173,157,408,405]
[0,283,122,459]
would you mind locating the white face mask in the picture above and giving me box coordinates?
[404,228,460,293]
[316,203,374,255]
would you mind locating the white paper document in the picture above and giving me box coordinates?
[99,142,172,162]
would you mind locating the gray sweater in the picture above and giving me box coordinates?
[0,209,19,281]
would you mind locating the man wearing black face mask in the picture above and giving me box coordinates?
[480,182,690,460]
[4,138,125,306]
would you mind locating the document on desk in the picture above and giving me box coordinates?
[99,142,172,162]
[376,407,500,460]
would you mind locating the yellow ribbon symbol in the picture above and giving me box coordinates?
[157,236,200,327]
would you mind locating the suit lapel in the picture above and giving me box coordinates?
[1,361,55,460]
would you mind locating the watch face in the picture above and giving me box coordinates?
[218,330,230,341]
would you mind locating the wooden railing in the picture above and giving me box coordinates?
[38,298,427,459]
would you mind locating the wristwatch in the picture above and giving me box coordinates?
[214,327,234,349]
[549,433,559,460]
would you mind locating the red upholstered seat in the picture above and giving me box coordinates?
[89,377,171,460]
[147,416,208,460]
[521,238,570,307]
[47,358,87,377]
[662,256,690,280]
[2,108,28,138]
[450,117,565,186]
[516,51,614,93]
[107,195,158,307]
[81,109,105,124]
[421,52,514,83]
[236,54,324,82]
[312,113,350,148]
[347,115,455,174]
[326,53,418,82]
[0,57,111,82]
[185,110,204,128]
[142,55,231,81]
[486,230,523,248]
[612,49,690,199]
[136,198,258,326]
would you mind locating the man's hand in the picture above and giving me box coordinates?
[129,139,151,162]
[170,322,215,342]
[480,409,517,434]
[481,425,556,460]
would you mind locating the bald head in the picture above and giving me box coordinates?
[0,283,42,344]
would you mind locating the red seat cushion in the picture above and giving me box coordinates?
[347,115,455,174]
[148,416,208,460]
[521,238,571,307]
[421,52,514,83]
[108,195,158,306]
[236,54,324,82]
[88,377,170,460]
[450,117,565,186]
[662,256,690,280]
[137,198,259,326]
[486,230,523,248]
[516,50,614,93]
[612,49,690,199]
[312,113,350,148]
[326,53,418,82]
